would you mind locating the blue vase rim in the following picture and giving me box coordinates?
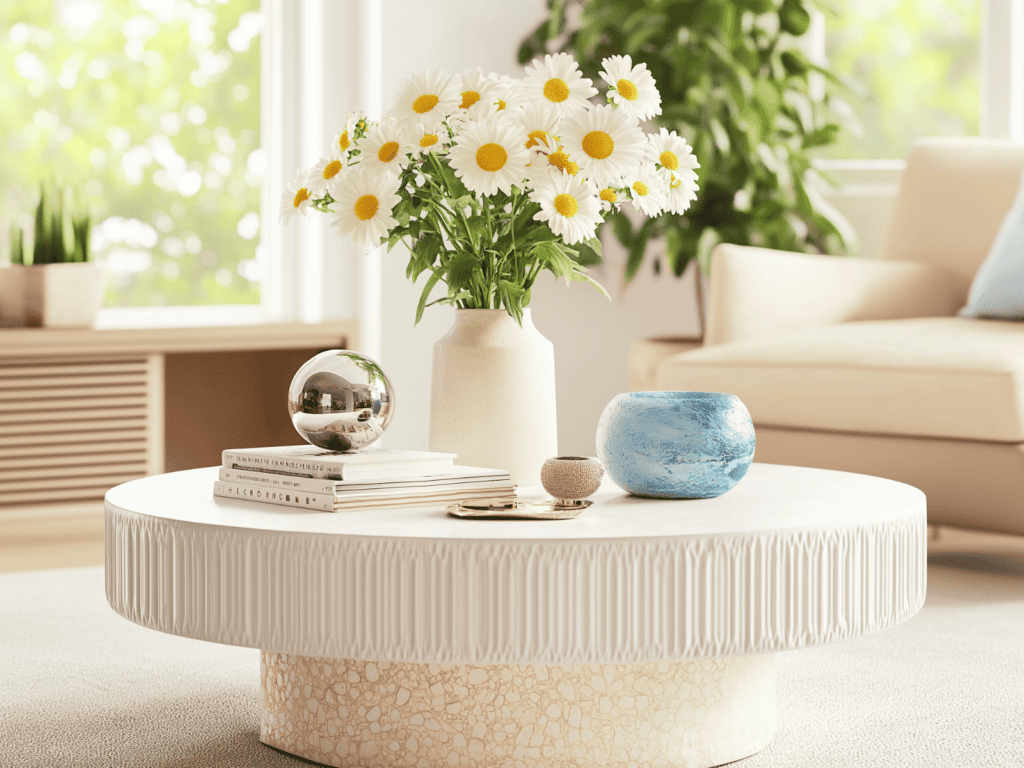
[617,391,738,401]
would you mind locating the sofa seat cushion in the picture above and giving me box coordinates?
[656,317,1024,443]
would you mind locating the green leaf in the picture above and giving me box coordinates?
[446,251,478,292]
[609,211,632,248]
[779,0,811,35]
[406,232,442,280]
[575,236,603,267]
[570,270,610,300]
[696,228,721,276]
[625,230,649,283]
[415,272,442,325]
[535,241,575,284]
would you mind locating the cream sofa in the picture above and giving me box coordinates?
[653,137,1024,536]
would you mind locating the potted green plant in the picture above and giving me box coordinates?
[519,0,855,336]
[1,183,102,328]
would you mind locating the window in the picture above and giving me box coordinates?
[1,0,265,310]
[822,0,982,160]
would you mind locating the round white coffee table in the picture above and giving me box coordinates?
[105,463,926,768]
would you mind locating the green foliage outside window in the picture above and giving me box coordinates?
[823,0,980,160]
[1,0,263,308]
[520,0,854,280]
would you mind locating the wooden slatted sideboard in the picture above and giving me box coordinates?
[0,321,359,571]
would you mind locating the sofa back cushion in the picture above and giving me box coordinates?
[882,137,1024,303]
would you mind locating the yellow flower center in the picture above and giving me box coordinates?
[413,94,439,114]
[632,181,650,196]
[553,193,578,218]
[616,78,639,101]
[476,142,508,172]
[338,131,350,151]
[566,161,579,176]
[292,187,310,208]
[543,78,570,103]
[525,130,549,149]
[378,141,399,163]
[600,189,617,203]
[670,175,683,189]
[547,150,569,170]
[496,99,507,110]
[323,160,343,179]
[659,150,680,171]
[420,133,438,148]
[582,130,614,160]
[354,194,379,221]
[460,90,480,109]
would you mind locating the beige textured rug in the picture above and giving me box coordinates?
[1,555,1022,768]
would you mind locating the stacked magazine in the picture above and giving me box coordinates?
[215,445,515,512]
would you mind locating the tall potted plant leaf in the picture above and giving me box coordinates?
[519,0,855,332]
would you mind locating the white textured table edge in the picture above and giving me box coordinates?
[105,463,928,665]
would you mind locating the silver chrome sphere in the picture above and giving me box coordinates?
[287,350,395,451]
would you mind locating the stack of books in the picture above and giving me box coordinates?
[214,445,515,512]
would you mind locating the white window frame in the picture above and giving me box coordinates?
[96,0,383,353]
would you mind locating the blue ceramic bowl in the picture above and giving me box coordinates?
[596,391,755,499]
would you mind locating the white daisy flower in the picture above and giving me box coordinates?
[410,124,446,156]
[662,168,700,215]
[525,134,580,184]
[332,111,361,157]
[490,75,530,112]
[448,119,530,197]
[308,155,346,197]
[330,165,402,250]
[359,118,413,175]
[522,53,598,116]
[530,173,603,245]
[391,70,461,128]
[623,162,669,217]
[558,103,647,188]
[454,98,502,127]
[510,101,562,151]
[647,127,699,175]
[597,186,623,212]
[280,168,314,223]
[600,55,662,122]
[456,67,498,111]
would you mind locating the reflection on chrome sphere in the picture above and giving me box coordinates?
[287,350,395,451]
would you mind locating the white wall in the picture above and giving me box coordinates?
[374,0,897,458]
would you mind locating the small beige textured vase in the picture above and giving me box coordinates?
[541,456,604,502]
[429,308,557,487]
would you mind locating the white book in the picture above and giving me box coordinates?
[213,480,514,513]
[221,445,457,481]
[219,466,512,496]
[213,481,334,512]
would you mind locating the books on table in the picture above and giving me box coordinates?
[215,445,514,512]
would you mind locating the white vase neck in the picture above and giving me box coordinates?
[453,308,535,330]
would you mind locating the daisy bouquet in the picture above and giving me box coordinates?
[282,53,700,323]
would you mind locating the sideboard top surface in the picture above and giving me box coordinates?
[0,320,358,357]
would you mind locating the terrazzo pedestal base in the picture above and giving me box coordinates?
[259,652,777,768]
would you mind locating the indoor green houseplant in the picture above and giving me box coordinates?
[519,0,854,292]
[1,182,101,327]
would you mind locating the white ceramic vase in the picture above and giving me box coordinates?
[428,308,557,487]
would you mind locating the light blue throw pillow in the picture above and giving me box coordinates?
[959,171,1024,319]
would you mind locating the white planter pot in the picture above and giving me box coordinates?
[22,263,104,328]
[0,264,27,327]
[428,308,558,487]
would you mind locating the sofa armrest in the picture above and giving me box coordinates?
[704,244,965,346]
